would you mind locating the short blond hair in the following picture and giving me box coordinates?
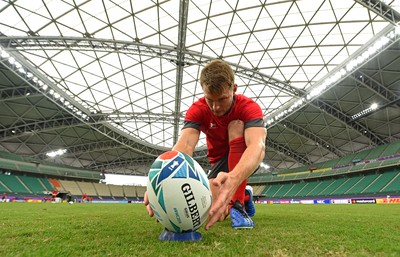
[200,59,234,94]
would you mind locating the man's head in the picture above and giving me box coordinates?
[200,60,237,116]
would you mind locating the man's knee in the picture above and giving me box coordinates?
[228,120,244,141]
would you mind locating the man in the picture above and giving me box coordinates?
[145,59,266,230]
[82,193,87,203]
[51,189,58,203]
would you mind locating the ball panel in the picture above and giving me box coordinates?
[157,188,166,213]
[159,150,179,160]
[157,155,185,184]
[149,159,163,170]
[172,162,187,178]
[182,152,195,168]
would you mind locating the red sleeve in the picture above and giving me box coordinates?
[185,100,205,123]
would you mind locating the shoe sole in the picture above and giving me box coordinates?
[233,226,253,229]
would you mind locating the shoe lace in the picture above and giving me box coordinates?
[232,200,248,217]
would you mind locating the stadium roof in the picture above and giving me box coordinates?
[0,0,399,176]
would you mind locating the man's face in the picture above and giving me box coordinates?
[203,84,237,116]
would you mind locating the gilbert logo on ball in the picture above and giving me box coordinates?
[147,150,212,233]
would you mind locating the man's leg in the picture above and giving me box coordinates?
[228,137,247,204]
[227,120,253,229]
[227,120,247,205]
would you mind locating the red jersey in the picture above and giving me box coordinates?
[184,94,264,164]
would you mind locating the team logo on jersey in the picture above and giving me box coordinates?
[209,123,217,129]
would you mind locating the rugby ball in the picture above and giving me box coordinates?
[147,150,212,233]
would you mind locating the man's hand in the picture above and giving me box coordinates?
[144,191,154,217]
[205,172,239,230]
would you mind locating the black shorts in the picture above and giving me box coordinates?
[208,154,229,179]
[207,154,260,179]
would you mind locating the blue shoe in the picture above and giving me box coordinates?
[230,200,254,229]
[245,188,256,217]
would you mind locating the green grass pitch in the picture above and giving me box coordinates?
[0,203,399,257]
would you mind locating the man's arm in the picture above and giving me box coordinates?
[205,126,266,230]
[144,127,200,217]
[172,127,200,157]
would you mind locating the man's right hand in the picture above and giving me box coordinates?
[205,172,240,230]
[144,191,154,217]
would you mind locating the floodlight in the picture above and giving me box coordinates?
[8,57,15,64]
[1,51,10,58]
[46,149,67,157]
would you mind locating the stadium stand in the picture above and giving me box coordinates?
[250,140,400,183]
[49,178,64,192]
[361,170,399,195]
[304,179,333,196]
[0,151,104,181]
[0,173,31,195]
[252,185,265,196]
[136,186,146,199]
[1,139,398,203]
[0,179,11,193]
[59,180,83,196]
[0,171,144,202]
[252,167,400,200]
[93,183,112,199]
[248,140,400,200]
[109,184,125,200]
[381,172,400,193]
[123,185,137,199]
[18,175,48,195]
[77,182,98,197]
[0,148,144,202]
[39,177,54,191]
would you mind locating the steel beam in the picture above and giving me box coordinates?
[280,120,344,157]
[173,0,190,145]
[311,99,387,145]
[267,139,311,166]
[355,0,400,25]
[0,36,299,97]
[352,70,400,104]
[0,86,40,101]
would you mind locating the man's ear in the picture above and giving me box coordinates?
[232,84,238,93]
